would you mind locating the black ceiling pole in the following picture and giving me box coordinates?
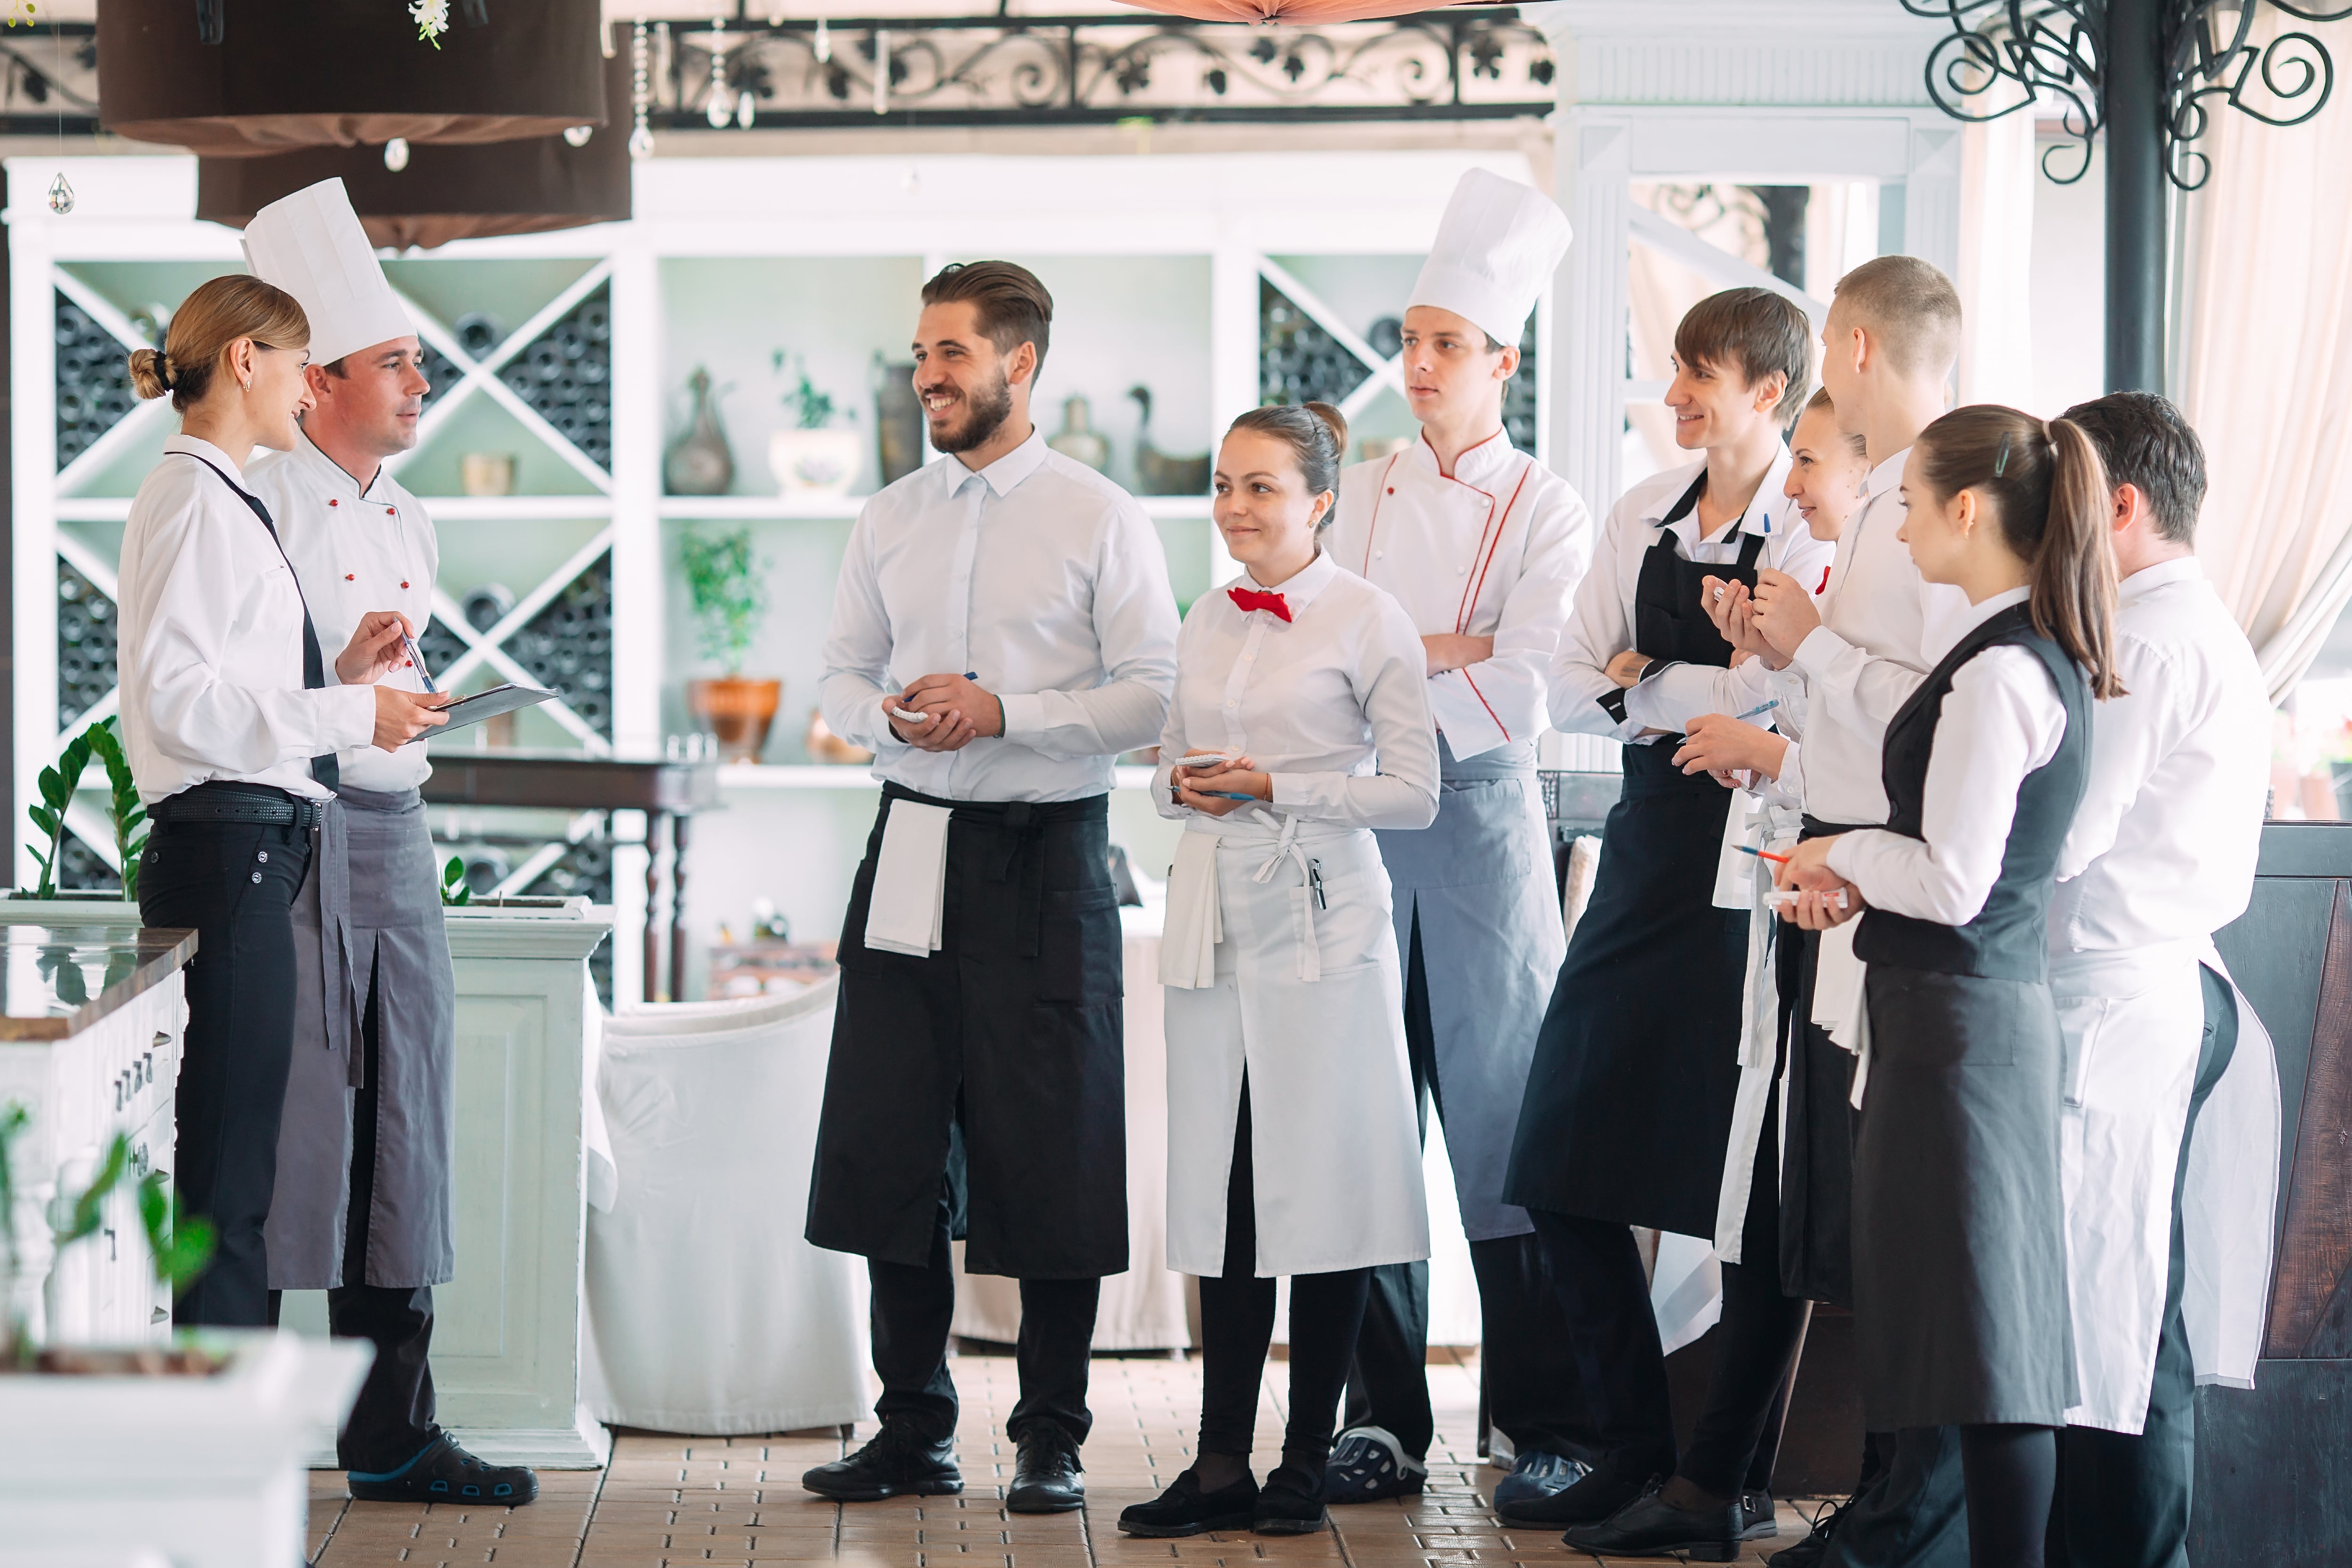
[2106,0,2168,391]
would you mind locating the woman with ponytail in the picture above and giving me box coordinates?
[1775,404,2118,1568]
[1122,402,1438,1540]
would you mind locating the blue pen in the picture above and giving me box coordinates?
[403,630,437,693]
[1732,698,1779,722]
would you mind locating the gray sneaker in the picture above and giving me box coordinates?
[1492,1449,1589,1510]
[1321,1425,1428,1504]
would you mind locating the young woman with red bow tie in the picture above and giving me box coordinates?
[1119,403,1438,1540]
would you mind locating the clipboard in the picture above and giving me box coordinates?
[422,684,557,736]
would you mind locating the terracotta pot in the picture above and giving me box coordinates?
[687,677,783,764]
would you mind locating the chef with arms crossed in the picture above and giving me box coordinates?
[2039,392,2278,1568]
[1321,166,1594,1513]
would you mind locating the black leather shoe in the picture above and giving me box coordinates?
[1768,1498,1852,1567]
[802,1423,962,1502]
[1743,1488,1779,1540]
[1118,1468,1259,1536]
[1495,1465,1644,1526]
[1253,1464,1327,1535]
[1006,1423,1085,1514]
[346,1429,538,1505]
[1562,1482,1741,1562]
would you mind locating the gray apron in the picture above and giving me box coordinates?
[266,783,457,1290]
[1372,734,1562,1242]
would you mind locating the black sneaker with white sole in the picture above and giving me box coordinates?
[346,1429,538,1505]
[1321,1425,1427,1504]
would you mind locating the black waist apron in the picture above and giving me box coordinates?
[805,782,1127,1280]
[1775,813,1873,1305]
[1501,479,1763,1237]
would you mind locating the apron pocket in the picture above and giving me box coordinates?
[1037,885,1122,1004]
[1868,967,2018,1068]
[834,853,897,972]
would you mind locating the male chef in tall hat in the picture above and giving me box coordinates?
[243,180,533,1506]
[1323,168,1598,1510]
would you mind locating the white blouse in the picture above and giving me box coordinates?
[116,435,377,805]
[1153,551,1438,832]
[1827,588,2069,925]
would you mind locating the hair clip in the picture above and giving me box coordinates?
[1993,430,2012,478]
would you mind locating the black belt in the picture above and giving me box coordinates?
[151,783,326,829]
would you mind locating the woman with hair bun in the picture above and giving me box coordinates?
[1777,404,2120,1568]
[1119,402,1438,1540]
[116,272,449,1328]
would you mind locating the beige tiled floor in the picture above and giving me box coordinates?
[305,1352,1813,1566]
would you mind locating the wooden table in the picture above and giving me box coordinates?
[422,749,718,1003]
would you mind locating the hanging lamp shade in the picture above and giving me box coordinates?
[99,0,607,157]
[194,45,628,248]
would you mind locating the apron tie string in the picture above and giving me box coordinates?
[990,801,1046,960]
[1250,814,1321,984]
[313,798,365,1088]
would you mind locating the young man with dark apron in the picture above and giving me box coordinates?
[1321,168,1594,1512]
[1499,286,1831,1551]
[806,262,1179,1514]
[241,181,531,1504]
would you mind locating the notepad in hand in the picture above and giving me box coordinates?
[421,684,558,737]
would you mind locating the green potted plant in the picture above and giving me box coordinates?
[7,717,143,913]
[767,351,863,497]
[680,526,781,764]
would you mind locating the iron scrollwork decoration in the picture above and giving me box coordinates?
[1903,0,2352,189]
[652,8,1553,127]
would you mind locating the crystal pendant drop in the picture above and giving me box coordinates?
[383,137,411,172]
[564,124,594,147]
[47,172,72,215]
[628,124,655,160]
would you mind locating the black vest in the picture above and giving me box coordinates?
[1852,601,2090,982]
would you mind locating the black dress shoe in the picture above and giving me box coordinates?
[346,1429,539,1505]
[1768,1498,1852,1567]
[1743,1489,1779,1540]
[1253,1464,1327,1535]
[1006,1423,1085,1514]
[1118,1468,1259,1536]
[802,1423,963,1502]
[1562,1482,1742,1562]
[1495,1465,1645,1527]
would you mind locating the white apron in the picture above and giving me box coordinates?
[1712,792,1801,1262]
[2052,942,2281,1433]
[1160,812,1430,1278]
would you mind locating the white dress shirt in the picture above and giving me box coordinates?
[1785,446,1973,827]
[1551,454,1834,740]
[1153,553,1438,831]
[820,428,1180,803]
[2051,557,2269,952]
[247,433,438,792]
[116,435,378,805]
[1327,430,1593,758]
[1827,588,2068,923]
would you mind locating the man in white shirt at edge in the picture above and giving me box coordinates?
[1321,167,1597,1513]
[806,262,1180,1516]
[1709,256,1974,1568]
[2040,393,2275,1568]
[241,178,532,1508]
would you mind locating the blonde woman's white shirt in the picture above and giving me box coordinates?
[116,435,376,805]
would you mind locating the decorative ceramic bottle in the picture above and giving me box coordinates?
[664,366,735,496]
[1047,392,1111,474]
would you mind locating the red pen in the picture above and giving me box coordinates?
[1735,844,1792,865]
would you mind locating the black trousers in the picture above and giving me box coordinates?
[2046,966,2240,1568]
[1345,916,1592,1464]
[866,1188,1100,1446]
[1528,1209,1677,1480]
[1198,1080,1373,1474]
[141,815,313,1327]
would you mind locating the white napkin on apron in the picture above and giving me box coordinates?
[865,799,954,956]
[1810,918,1874,1105]
[1710,786,1762,911]
[1159,832,1222,989]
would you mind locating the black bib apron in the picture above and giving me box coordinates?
[1502,478,1767,1237]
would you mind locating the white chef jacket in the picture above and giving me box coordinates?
[1784,447,1974,828]
[247,433,438,792]
[1153,553,1438,831]
[116,435,377,805]
[1825,588,2066,918]
[1327,430,1592,759]
[1550,454,1833,740]
[820,429,1179,803]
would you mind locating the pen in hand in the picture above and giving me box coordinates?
[402,630,437,694]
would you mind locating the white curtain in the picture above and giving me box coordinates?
[2178,15,2352,701]
[1956,93,2039,409]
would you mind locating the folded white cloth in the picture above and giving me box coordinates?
[865,799,953,956]
[1159,831,1222,989]
[1810,919,1874,1105]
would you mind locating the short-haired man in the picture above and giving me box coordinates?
[806,261,1180,1513]
[1321,168,1592,1514]
[243,180,524,1504]
[1710,254,1975,1568]
[2043,392,2276,1568]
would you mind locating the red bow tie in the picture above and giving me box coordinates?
[1228,586,1293,622]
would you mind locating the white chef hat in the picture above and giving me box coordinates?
[239,178,414,368]
[1407,169,1574,349]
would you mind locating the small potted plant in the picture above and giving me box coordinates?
[680,527,781,764]
[768,351,863,497]
[3,716,143,919]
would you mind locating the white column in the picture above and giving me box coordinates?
[1554,114,1631,515]
[606,225,661,757]
[1205,241,1257,589]
[11,194,57,891]
[1903,121,1965,290]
